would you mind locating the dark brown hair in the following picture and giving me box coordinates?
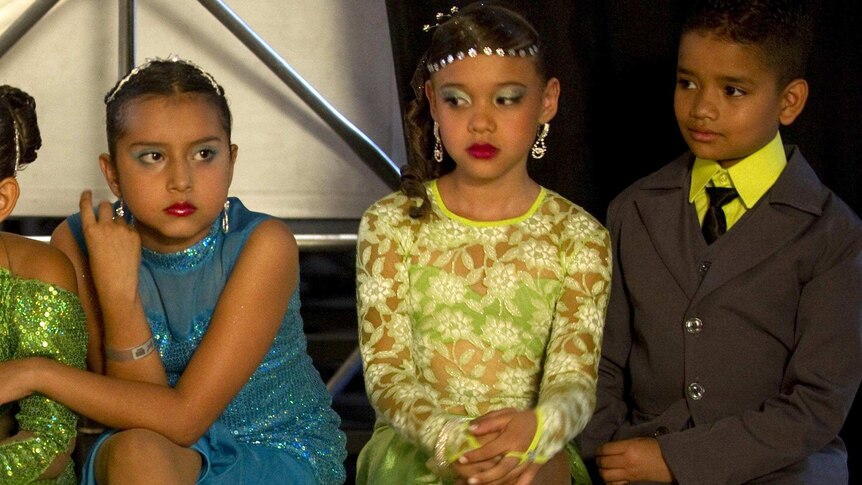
[104,60,232,161]
[682,0,814,87]
[0,85,41,178]
[402,2,546,218]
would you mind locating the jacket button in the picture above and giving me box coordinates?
[687,382,705,400]
[653,426,670,438]
[698,261,711,275]
[684,317,703,334]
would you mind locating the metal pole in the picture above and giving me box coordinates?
[0,0,60,59]
[118,0,136,76]
[326,347,363,397]
[197,0,402,190]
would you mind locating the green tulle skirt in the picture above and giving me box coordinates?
[355,422,591,485]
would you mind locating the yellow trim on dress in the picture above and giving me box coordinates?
[431,180,546,227]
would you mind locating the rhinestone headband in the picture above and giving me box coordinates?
[105,54,223,104]
[426,44,539,73]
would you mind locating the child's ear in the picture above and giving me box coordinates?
[230,144,239,166]
[539,77,561,123]
[425,80,439,120]
[227,144,238,183]
[98,153,122,198]
[779,78,809,126]
[0,176,20,223]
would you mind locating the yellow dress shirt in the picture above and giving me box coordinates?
[689,133,787,230]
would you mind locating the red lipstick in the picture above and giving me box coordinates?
[165,202,196,217]
[468,143,498,159]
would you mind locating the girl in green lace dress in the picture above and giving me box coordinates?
[355,3,611,485]
[0,86,87,484]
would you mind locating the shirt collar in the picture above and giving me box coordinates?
[689,132,787,208]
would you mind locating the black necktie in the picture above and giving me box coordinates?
[702,186,738,244]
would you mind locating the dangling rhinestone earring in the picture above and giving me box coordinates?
[531,123,550,159]
[222,199,230,233]
[433,121,444,163]
[114,199,125,219]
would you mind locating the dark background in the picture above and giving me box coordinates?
[386,0,862,481]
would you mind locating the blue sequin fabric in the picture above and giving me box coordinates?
[68,198,346,484]
[1,266,87,484]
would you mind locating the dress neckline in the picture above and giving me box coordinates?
[430,179,546,227]
[141,222,220,272]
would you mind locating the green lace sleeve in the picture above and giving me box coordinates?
[1,279,87,484]
[357,194,454,454]
[533,211,611,459]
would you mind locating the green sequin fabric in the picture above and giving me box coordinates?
[1,266,87,484]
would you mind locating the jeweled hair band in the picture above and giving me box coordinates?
[421,6,540,74]
[105,54,223,104]
[426,44,540,73]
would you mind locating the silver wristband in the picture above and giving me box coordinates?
[105,337,155,361]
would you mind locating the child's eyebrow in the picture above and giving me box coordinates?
[439,82,528,89]
[128,136,224,148]
[676,66,753,85]
[189,136,224,145]
[717,75,754,85]
[127,141,166,149]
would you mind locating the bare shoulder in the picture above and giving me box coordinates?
[2,232,78,293]
[50,220,78,254]
[243,218,299,260]
[230,218,300,294]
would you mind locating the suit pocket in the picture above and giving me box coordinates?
[613,399,692,441]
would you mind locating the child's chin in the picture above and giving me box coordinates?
[688,146,726,162]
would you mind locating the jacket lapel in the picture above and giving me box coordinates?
[693,147,828,301]
[634,154,704,300]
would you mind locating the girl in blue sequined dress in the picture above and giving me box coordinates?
[0,86,87,484]
[0,59,346,484]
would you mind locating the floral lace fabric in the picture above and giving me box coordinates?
[357,182,611,465]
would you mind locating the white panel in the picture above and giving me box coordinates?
[0,0,402,218]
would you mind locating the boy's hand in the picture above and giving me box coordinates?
[596,437,673,484]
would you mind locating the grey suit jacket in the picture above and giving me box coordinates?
[578,147,862,484]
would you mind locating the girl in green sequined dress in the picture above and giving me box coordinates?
[355,4,611,485]
[0,86,88,484]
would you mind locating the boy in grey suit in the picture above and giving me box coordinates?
[579,0,862,483]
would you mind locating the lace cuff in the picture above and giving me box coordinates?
[427,416,479,476]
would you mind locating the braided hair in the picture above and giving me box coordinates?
[0,85,41,178]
